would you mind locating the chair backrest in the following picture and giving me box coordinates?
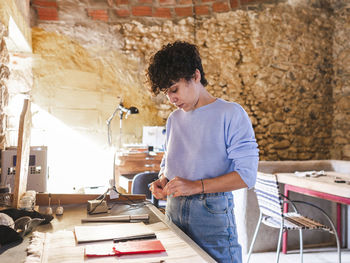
[254,172,283,220]
[131,172,159,199]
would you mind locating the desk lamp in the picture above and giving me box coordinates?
[106,100,139,147]
[105,99,139,200]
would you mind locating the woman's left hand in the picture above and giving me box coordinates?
[163,176,201,197]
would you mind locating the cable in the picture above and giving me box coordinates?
[108,186,152,210]
[95,188,109,200]
[89,185,152,214]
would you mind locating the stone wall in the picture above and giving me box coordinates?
[0,22,10,150]
[331,0,350,160]
[0,0,32,150]
[117,3,334,161]
[31,0,337,162]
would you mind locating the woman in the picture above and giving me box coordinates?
[147,41,259,263]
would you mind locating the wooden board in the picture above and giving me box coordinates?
[35,193,146,205]
[12,99,31,208]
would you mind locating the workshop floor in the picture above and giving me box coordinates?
[244,247,350,263]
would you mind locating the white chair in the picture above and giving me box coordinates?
[246,172,341,263]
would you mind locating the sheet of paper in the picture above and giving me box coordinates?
[74,222,154,243]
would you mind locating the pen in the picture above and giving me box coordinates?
[113,233,157,243]
[334,179,346,183]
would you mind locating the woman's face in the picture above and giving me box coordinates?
[165,70,201,112]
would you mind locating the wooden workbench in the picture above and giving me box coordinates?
[0,201,216,263]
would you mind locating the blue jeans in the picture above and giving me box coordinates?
[166,192,242,263]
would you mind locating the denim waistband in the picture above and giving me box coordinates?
[200,192,231,197]
[176,192,232,200]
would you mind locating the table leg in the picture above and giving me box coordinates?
[283,186,289,254]
[337,203,342,246]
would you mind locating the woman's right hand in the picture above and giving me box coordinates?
[149,174,168,200]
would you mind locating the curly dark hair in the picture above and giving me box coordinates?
[147,41,208,95]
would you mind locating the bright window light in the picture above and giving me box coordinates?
[31,103,114,193]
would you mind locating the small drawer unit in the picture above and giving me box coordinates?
[118,152,163,175]
[0,146,48,193]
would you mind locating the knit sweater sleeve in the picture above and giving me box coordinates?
[225,105,259,189]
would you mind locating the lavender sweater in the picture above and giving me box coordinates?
[159,98,259,189]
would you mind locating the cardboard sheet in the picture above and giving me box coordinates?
[74,222,154,243]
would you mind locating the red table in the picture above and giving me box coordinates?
[276,172,350,254]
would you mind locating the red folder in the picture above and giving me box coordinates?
[85,240,166,257]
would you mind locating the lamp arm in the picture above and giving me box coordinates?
[107,106,121,146]
[106,107,120,125]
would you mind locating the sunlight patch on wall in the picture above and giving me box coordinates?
[4,16,31,52]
